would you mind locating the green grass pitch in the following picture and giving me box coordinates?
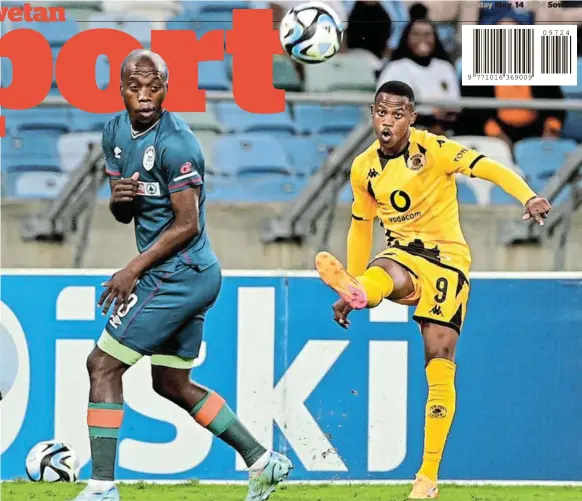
[2,481,582,501]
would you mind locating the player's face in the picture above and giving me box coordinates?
[121,67,167,126]
[408,21,435,58]
[371,93,416,153]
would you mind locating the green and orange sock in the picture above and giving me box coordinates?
[87,402,124,482]
[191,391,266,468]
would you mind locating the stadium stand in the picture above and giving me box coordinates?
[2,0,582,215]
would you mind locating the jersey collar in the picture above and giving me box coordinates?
[130,110,165,139]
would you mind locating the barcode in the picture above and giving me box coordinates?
[472,28,534,76]
[462,25,577,86]
[541,35,571,74]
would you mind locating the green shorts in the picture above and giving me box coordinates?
[99,260,221,369]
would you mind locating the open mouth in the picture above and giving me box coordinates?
[138,108,155,117]
[381,130,392,141]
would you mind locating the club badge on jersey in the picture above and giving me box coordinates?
[143,146,155,171]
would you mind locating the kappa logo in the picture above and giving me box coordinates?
[143,146,155,171]
[429,305,443,316]
[406,152,426,171]
[114,146,122,159]
[437,139,446,148]
[368,169,379,179]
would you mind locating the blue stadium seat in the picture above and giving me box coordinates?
[181,1,249,16]
[71,109,118,132]
[205,175,246,202]
[339,184,353,203]
[2,108,72,134]
[1,57,12,88]
[279,136,329,177]
[212,133,292,176]
[215,103,296,136]
[562,111,582,142]
[3,169,67,200]
[192,10,233,38]
[514,138,578,191]
[88,13,151,46]
[239,175,305,203]
[166,13,192,31]
[318,133,348,150]
[198,60,231,90]
[293,104,364,135]
[3,129,61,166]
[456,181,478,204]
[16,20,79,46]
[58,132,102,173]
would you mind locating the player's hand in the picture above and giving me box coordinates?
[98,266,139,317]
[332,298,353,330]
[111,172,140,204]
[523,196,552,226]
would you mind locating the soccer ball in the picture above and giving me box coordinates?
[279,1,344,64]
[26,440,80,482]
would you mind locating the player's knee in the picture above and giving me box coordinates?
[422,323,458,363]
[86,348,126,383]
[151,369,183,403]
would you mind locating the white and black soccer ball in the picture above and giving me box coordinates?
[26,440,80,482]
[279,1,344,64]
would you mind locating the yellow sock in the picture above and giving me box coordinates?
[356,266,394,308]
[417,358,457,482]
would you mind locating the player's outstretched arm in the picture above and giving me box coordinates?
[439,136,552,225]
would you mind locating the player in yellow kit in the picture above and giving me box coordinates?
[315,81,551,499]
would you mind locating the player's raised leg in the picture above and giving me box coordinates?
[408,323,458,499]
[150,364,293,501]
[315,251,414,309]
[70,341,141,501]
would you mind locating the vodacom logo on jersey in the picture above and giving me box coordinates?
[0,9,285,137]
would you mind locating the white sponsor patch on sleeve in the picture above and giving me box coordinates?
[173,170,201,183]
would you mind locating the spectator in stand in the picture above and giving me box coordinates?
[376,3,460,135]
[344,0,409,63]
[459,18,565,146]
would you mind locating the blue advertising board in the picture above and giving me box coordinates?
[1,270,582,482]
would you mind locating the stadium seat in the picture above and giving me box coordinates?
[101,0,181,29]
[3,129,61,166]
[562,111,582,142]
[450,135,516,170]
[239,175,305,203]
[2,108,73,135]
[303,53,376,92]
[15,19,79,45]
[318,133,348,151]
[293,104,365,135]
[165,13,192,31]
[205,175,246,203]
[88,13,152,45]
[279,136,330,177]
[514,138,578,191]
[305,51,376,92]
[177,110,222,133]
[212,133,292,177]
[215,103,296,136]
[226,55,302,91]
[192,130,219,174]
[3,170,67,200]
[339,183,353,203]
[455,180,478,204]
[198,60,231,90]
[191,10,233,38]
[181,1,249,16]
[71,109,118,132]
[1,58,12,88]
[58,132,102,173]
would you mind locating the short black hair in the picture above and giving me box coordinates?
[374,81,416,106]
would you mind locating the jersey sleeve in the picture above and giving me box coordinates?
[102,120,121,180]
[350,159,377,221]
[433,136,486,177]
[160,130,205,194]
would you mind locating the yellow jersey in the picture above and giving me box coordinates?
[349,127,534,277]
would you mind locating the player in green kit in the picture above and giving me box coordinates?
[70,50,292,501]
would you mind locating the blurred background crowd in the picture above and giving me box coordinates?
[2,0,582,206]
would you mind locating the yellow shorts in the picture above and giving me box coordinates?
[371,247,470,334]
